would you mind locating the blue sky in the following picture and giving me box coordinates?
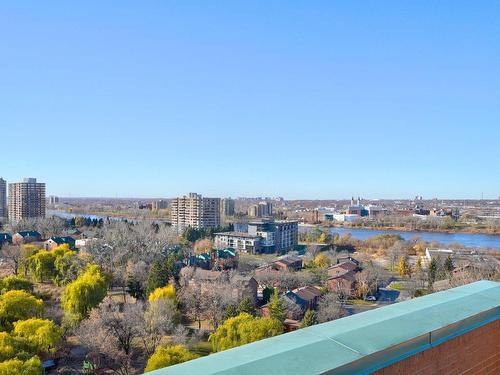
[1,1,499,199]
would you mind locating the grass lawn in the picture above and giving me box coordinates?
[347,299,375,305]
[389,282,405,290]
[191,341,212,357]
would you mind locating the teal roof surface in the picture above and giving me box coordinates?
[148,280,500,375]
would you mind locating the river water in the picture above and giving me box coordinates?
[300,225,500,249]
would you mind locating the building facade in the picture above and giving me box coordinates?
[247,219,298,253]
[152,199,169,211]
[8,178,46,222]
[248,201,273,218]
[48,195,59,205]
[170,193,220,230]
[0,178,6,219]
[221,198,235,216]
[214,231,262,253]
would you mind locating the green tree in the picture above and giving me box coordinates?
[209,313,283,352]
[415,256,422,273]
[126,275,144,300]
[262,287,274,304]
[444,255,454,272]
[0,332,31,361]
[12,319,61,354]
[268,290,286,323]
[27,251,56,282]
[0,276,33,294]
[237,297,255,316]
[0,291,43,331]
[301,309,317,328]
[53,247,80,285]
[224,304,238,320]
[428,258,438,288]
[61,264,108,320]
[144,345,199,372]
[0,356,42,375]
[146,261,169,297]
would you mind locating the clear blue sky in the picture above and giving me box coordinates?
[1,1,499,199]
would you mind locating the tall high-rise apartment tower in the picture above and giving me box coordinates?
[170,193,220,231]
[221,198,235,216]
[8,178,46,222]
[0,178,6,219]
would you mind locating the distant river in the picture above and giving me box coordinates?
[299,225,500,249]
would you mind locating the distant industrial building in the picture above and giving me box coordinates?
[347,197,368,216]
[152,199,169,211]
[8,178,46,222]
[170,193,220,230]
[221,198,235,216]
[0,178,6,219]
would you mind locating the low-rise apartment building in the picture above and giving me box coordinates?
[215,219,298,254]
[214,231,261,253]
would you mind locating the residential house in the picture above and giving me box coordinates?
[179,267,258,304]
[0,233,12,246]
[273,255,303,272]
[12,231,42,245]
[284,286,323,317]
[230,274,258,304]
[44,236,76,250]
[326,271,357,296]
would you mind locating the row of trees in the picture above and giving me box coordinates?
[0,275,62,374]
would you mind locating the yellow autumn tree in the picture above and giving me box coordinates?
[148,285,176,304]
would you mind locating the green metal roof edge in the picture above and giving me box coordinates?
[147,280,500,375]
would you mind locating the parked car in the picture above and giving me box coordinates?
[365,295,377,301]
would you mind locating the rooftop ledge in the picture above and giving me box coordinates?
[149,280,500,375]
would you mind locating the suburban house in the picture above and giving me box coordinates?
[284,286,323,313]
[44,236,76,250]
[179,266,258,304]
[273,255,303,271]
[326,270,357,295]
[229,274,259,304]
[12,231,42,245]
[327,261,358,277]
[0,233,12,246]
[255,255,303,276]
[326,256,360,295]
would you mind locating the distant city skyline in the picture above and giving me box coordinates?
[1,2,499,199]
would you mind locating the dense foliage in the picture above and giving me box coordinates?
[61,264,108,319]
[209,313,283,352]
[145,345,199,372]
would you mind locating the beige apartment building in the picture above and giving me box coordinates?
[170,193,220,231]
[8,178,46,222]
[0,178,6,219]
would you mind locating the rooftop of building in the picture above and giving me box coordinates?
[214,231,260,239]
[149,280,500,375]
